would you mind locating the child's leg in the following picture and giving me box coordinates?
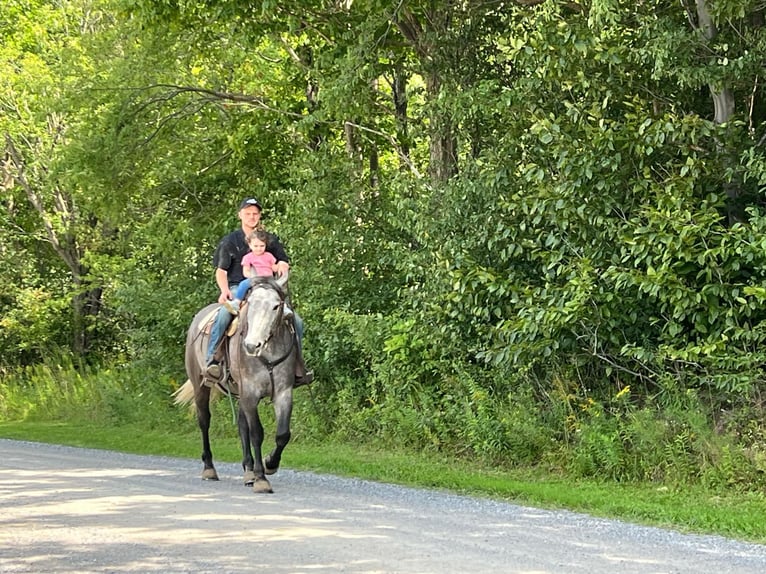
[234,278,251,302]
[223,279,251,315]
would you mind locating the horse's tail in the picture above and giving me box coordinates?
[173,379,196,406]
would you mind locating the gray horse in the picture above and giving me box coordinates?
[174,273,296,493]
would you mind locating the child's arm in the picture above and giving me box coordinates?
[243,264,254,278]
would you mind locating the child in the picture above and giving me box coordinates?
[222,230,278,315]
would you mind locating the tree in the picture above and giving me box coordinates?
[0,0,115,358]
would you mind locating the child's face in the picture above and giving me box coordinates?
[249,237,266,254]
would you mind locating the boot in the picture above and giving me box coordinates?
[204,360,223,386]
[294,348,313,388]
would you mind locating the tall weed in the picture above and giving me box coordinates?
[563,385,766,488]
[0,355,187,430]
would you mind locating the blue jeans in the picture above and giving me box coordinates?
[205,305,305,364]
[292,309,304,346]
[206,306,233,364]
[233,278,252,301]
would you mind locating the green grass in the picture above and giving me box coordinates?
[2,420,765,544]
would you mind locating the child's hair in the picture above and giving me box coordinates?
[247,230,271,246]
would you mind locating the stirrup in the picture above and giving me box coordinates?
[203,362,225,387]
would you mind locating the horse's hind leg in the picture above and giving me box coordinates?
[264,391,293,475]
[195,387,218,481]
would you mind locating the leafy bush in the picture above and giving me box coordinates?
[0,288,73,367]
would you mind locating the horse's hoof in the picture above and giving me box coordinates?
[263,457,278,475]
[201,468,219,481]
[243,470,256,486]
[252,478,273,494]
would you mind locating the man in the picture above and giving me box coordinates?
[205,197,313,387]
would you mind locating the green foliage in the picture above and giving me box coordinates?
[457,376,556,466]
[0,288,72,365]
[6,0,766,495]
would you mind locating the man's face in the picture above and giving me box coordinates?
[239,206,262,229]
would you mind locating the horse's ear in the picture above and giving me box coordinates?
[276,270,289,288]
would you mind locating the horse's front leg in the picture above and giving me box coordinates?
[243,400,271,493]
[195,387,218,481]
[238,408,256,486]
[264,389,293,475]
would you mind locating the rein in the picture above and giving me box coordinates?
[258,320,296,395]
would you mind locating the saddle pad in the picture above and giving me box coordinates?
[199,307,220,334]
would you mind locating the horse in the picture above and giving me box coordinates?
[173,273,297,493]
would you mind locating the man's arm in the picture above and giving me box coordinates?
[268,233,291,276]
[215,268,231,304]
[212,233,235,302]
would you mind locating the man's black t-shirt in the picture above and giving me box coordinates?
[212,229,289,288]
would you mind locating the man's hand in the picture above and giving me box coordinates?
[275,261,290,277]
[217,289,233,304]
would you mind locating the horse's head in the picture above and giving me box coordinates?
[242,272,289,356]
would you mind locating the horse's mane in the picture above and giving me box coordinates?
[248,276,287,300]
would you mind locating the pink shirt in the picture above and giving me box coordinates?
[242,251,277,277]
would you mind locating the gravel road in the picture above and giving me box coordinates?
[1,438,765,573]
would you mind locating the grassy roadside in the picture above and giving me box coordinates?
[1,420,765,544]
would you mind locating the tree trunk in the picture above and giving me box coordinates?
[72,282,103,356]
[694,0,740,222]
[392,62,411,171]
[394,7,459,184]
[426,71,458,182]
[695,0,735,124]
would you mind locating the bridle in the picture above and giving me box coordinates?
[242,281,296,392]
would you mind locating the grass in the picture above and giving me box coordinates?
[1,419,765,544]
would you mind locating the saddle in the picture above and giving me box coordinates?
[198,306,242,338]
[199,303,249,397]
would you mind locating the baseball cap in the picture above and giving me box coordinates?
[239,198,263,211]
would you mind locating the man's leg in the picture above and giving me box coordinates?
[291,310,313,387]
[205,307,233,379]
[293,310,304,342]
